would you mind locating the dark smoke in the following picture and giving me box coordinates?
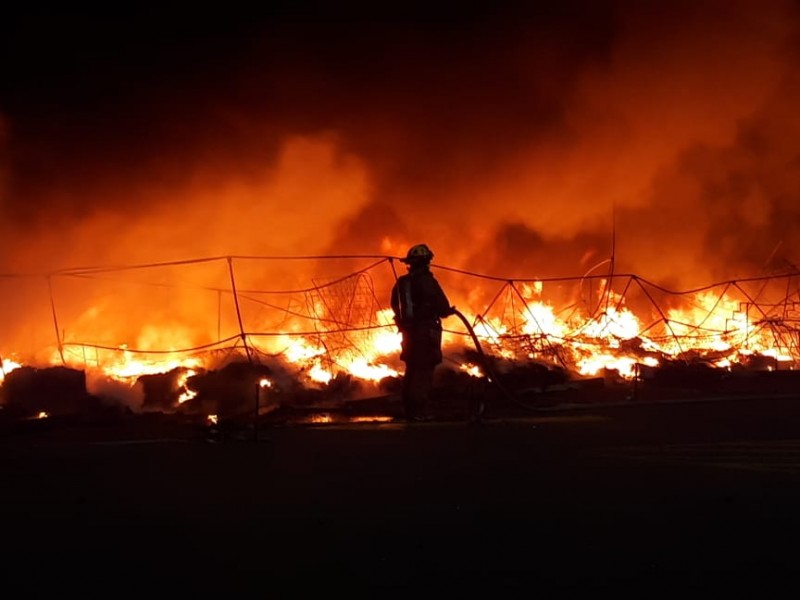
[1,2,799,285]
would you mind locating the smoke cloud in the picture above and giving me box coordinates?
[1,2,799,360]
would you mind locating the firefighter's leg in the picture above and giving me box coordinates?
[416,363,435,418]
[403,361,435,420]
[401,362,418,420]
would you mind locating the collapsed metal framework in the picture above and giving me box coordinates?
[450,271,800,368]
[3,254,800,376]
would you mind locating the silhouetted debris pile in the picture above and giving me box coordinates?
[339,393,403,418]
[288,372,365,407]
[617,337,660,359]
[177,360,274,419]
[630,358,800,402]
[639,360,724,388]
[138,367,191,412]
[432,367,492,418]
[1,366,106,418]
[459,350,569,389]
[5,352,800,434]
[494,361,569,393]
[739,353,782,371]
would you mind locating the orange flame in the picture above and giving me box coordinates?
[3,262,799,401]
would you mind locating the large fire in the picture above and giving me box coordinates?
[4,3,800,576]
[3,4,800,417]
[1,254,799,412]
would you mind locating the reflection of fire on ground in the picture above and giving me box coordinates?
[2,256,800,421]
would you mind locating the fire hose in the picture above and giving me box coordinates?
[450,307,543,420]
[389,260,540,420]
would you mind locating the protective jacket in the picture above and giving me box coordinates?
[391,266,453,365]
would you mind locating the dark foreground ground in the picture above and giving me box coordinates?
[4,393,800,595]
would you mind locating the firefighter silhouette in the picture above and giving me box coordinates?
[390,244,456,421]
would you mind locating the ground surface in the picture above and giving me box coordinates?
[4,393,800,595]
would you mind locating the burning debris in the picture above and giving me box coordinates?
[0,254,800,427]
[176,361,273,418]
[0,365,108,419]
[2,6,799,431]
[137,367,195,413]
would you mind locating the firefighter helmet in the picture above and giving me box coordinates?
[401,243,434,264]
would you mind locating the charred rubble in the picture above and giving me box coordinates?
[2,355,800,431]
[1,366,111,419]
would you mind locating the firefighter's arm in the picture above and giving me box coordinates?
[390,283,408,329]
[430,280,455,318]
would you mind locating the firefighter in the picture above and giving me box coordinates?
[390,243,456,421]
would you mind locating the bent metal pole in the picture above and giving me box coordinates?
[47,275,66,366]
[227,257,252,363]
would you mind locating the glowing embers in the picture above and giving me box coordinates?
[309,413,333,424]
[298,412,394,425]
[177,369,197,404]
[349,415,393,423]
[137,366,204,412]
[168,361,274,418]
[0,357,21,383]
[460,362,484,378]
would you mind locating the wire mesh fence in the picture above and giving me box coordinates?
[2,255,800,378]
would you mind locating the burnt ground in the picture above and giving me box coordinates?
[4,391,800,596]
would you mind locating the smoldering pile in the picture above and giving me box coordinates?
[4,352,800,435]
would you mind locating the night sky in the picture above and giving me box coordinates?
[3,2,800,287]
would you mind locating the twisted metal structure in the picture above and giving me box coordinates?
[1,254,799,378]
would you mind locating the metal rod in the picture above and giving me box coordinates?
[227,257,252,362]
[254,382,259,442]
[47,276,66,365]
